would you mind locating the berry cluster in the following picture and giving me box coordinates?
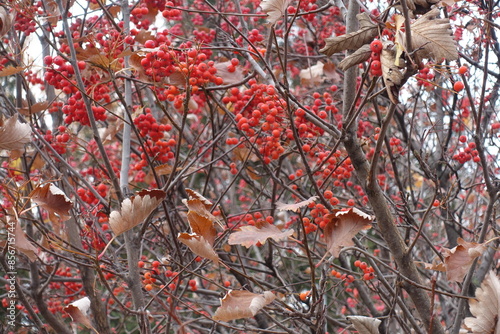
[354,260,376,280]
[453,140,479,164]
[369,40,383,77]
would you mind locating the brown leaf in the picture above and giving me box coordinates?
[338,44,372,71]
[300,61,325,86]
[347,316,382,334]
[260,0,291,25]
[463,271,500,333]
[276,196,319,212]
[178,232,220,263]
[182,196,219,226]
[0,116,32,150]
[442,237,486,282]
[12,217,39,261]
[0,65,26,77]
[188,211,217,246]
[380,45,405,104]
[18,101,49,116]
[109,189,166,236]
[228,221,294,248]
[320,13,378,57]
[30,183,73,223]
[323,208,373,258]
[64,297,98,333]
[213,290,275,322]
[214,61,244,85]
[408,8,458,62]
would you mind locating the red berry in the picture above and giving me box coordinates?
[459,135,467,143]
[347,199,355,206]
[324,190,333,199]
[370,39,383,53]
[454,81,464,92]
[433,200,440,207]
[458,65,468,75]
[354,260,361,267]
[370,60,381,71]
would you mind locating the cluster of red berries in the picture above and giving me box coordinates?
[48,267,84,313]
[354,260,376,280]
[453,140,480,164]
[369,40,383,77]
[42,127,71,155]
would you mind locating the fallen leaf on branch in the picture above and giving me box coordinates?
[347,316,381,334]
[464,271,500,333]
[30,183,73,223]
[276,195,318,212]
[213,290,275,322]
[0,116,32,151]
[228,221,294,248]
[260,0,291,25]
[408,8,458,63]
[322,208,373,259]
[109,189,166,236]
[64,297,97,333]
[442,237,486,282]
[320,13,378,56]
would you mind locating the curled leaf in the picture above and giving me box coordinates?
[64,297,97,332]
[338,44,372,71]
[213,290,275,322]
[380,44,405,104]
[442,237,486,282]
[322,208,373,259]
[228,221,294,248]
[320,13,378,56]
[109,189,166,236]
[30,183,73,223]
[408,8,458,62]
[260,0,291,25]
[0,116,32,151]
[276,196,318,212]
[178,232,220,263]
[464,271,500,333]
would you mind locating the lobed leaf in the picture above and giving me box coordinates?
[441,237,486,282]
[109,189,166,236]
[178,232,220,263]
[228,221,294,248]
[464,271,500,333]
[320,13,377,57]
[260,0,291,25]
[408,8,458,62]
[213,290,275,322]
[0,116,32,151]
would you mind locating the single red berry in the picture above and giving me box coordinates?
[433,199,440,207]
[454,81,464,92]
[347,199,355,206]
[370,60,381,71]
[324,190,333,199]
[459,135,467,143]
[458,65,468,75]
[354,260,361,267]
[370,39,383,53]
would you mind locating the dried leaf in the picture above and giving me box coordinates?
[76,46,123,72]
[18,101,49,116]
[30,183,73,223]
[228,221,294,248]
[276,196,319,212]
[188,211,217,246]
[0,116,32,151]
[408,8,458,62]
[260,0,291,25]
[338,44,372,71]
[407,0,440,14]
[0,65,25,77]
[178,232,219,263]
[214,61,244,85]
[380,45,405,104]
[464,271,500,334]
[213,290,276,322]
[323,208,373,258]
[0,6,13,36]
[300,61,325,86]
[442,237,486,282]
[347,316,382,334]
[64,297,97,332]
[109,189,166,236]
[320,13,378,57]
[12,217,39,261]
